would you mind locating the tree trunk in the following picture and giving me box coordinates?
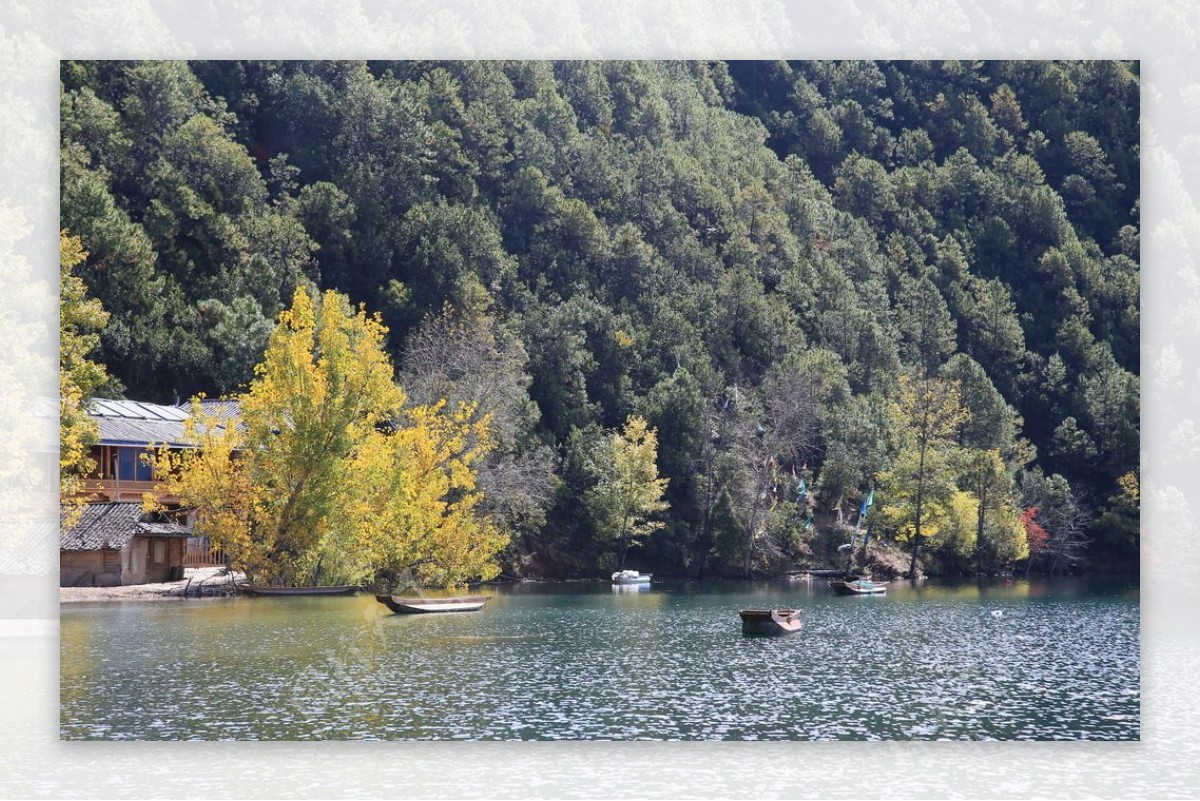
[908,533,922,578]
[616,512,630,569]
[908,441,927,578]
[975,486,987,576]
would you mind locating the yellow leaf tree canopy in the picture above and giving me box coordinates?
[876,373,971,577]
[587,414,669,568]
[60,230,111,518]
[153,287,506,587]
[878,376,1032,574]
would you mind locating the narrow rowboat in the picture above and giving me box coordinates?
[740,608,803,636]
[828,578,887,596]
[375,594,490,614]
[242,585,360,596]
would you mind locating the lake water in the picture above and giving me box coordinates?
[59,578,1140,741]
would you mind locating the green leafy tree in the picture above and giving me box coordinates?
[1091,471,1139,567]
[63,59,1140,578]
[896,274,957,376]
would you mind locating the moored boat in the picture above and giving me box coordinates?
[828,578,887,595]
[611,569,651,585]
[242,584,361,596]
[740,608,803,636]
[375,594,490,614]
[611,582,651,593]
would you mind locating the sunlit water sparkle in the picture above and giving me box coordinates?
[59,578,1139,741]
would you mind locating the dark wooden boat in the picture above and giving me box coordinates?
[242,584,361,596]
[828,578,887,596]
[375,594,490,614]
[740,608,803,636]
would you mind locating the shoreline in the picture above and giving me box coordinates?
[59,567,244,603]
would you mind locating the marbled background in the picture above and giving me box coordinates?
[0,1,1192,797]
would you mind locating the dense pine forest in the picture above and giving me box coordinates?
[60,60,1140,580]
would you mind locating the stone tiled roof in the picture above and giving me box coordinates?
[60,503,143,550]
[137,521,190,536]
[60,503,189,551]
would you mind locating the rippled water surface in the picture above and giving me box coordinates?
[60,578,1139,740]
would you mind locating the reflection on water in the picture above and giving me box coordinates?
[60,578,1139,741]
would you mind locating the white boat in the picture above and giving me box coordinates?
[611,569,651,585]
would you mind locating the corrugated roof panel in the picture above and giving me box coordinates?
[96,417,191,447]
[191,399,242,421]
[88,398,122,417]
[136,402,188,421]
[88,399,189,421]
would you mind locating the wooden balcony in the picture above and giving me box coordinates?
[72,445,181,506]
[77,478,179,506]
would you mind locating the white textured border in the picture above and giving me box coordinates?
[1,1,1192,797]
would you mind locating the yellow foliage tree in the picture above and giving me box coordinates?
[987,505,1030,565]
[963,447,1028,571]
[347,402,505,587]
[938,490,981,559]
[587,415,669,568]
[60,230,111,523]
[153,287,505,587]
[877,373,971,577]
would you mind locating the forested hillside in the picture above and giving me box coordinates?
[60,60,1140,579]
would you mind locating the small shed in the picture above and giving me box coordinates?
[60,502,190,587]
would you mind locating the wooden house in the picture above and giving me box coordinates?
[60,502,190,586]
[61,398,241,581]
[76,399,194,505]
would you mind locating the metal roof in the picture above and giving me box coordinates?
[95,416,192,447]
[188,399,247,433]
[85,398,242,447]
[190,399,242,421]
[88,399,189,447]
[88,399,190,421]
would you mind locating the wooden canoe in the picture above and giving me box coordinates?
[375,594,490,614]
[242,584,361,596]
[740,608,803,636]
[828,578,887,596]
